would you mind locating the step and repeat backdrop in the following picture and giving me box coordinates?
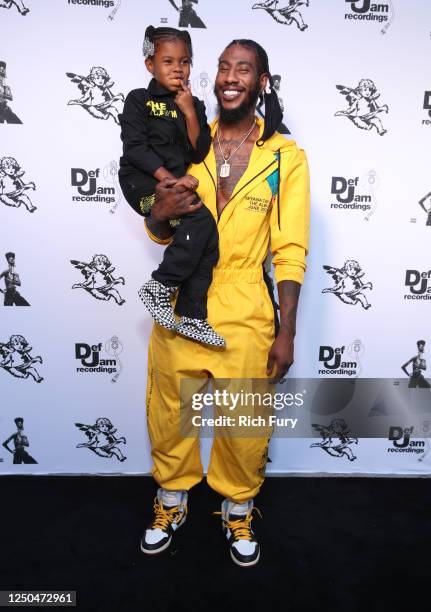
[1,0,430,475]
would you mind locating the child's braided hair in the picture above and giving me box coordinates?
[143,25,193,64]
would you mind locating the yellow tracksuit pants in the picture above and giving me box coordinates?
[146,267,274,503]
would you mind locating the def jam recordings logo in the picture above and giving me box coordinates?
[0,335,43,382]
[252,1,309,31]
[318,342,364,377]
[344,0,392,29]
[422,92,431,127]
[66,67,124,125]
[330,175,373,214]
[71,255,125,305]
[67,0,115,8]
[311,419,358,461]
[322,260,372,309]
[75,336,123,380]
[0,0,29,15]
[388,426,425,456]
[335,79,388,135]
[75,418,126,462]
[404,270,431,301]
[71,166,116,205]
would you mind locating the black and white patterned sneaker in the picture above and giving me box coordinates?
[138,279,177,331]
[140,488,188,555]
[216,499,261,567]
[176,317,226,347]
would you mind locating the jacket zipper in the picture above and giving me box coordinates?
[204,158,277,223]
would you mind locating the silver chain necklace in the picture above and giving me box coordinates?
[216,120,256,178]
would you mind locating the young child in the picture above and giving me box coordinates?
[119,25,225,348]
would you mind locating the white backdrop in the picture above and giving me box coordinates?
[1,0,430,475]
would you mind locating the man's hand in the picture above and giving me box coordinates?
[174,80,195,117]
[266,328,294,383]
[175,174,199,192]
[152,177,202,222]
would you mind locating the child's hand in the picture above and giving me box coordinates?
[174,81,195,117]
[175,175,199,192]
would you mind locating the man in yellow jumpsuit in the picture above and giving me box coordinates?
[140,39,310,567]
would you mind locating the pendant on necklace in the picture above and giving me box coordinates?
[220,161,230,178]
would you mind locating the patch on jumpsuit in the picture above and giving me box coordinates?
[266,152,280,213]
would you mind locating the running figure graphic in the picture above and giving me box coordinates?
[71,254,125,305]
[322,260,372,309]
[66,67,125,124]
[311,419,358,461]
[252,0,309,31]
[0,0,29,15]
[0,335,43,382]
[335,79,388,135]
[75,418,127,462]
[0,157,36,212]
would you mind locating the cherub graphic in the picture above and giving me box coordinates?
[66,67,125,125]
[311,418,358,461]
[252,0,309,31]
[0,0,29,15]
[418,192,431,227]
[75,418,126,462]
[71,254,125,305]
[335,79,388,135]
[0,157,36,212]
[322,259,373,309]
[0,334,43,382]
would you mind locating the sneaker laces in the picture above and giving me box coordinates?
[151,497,187,531]
[214,507,262,541]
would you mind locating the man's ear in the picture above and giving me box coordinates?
[145,57,154,75]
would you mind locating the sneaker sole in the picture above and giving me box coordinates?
[230,548,261,567]
[176,326,226,348]
[140,535,173,555]
[140,513,187,555]
[138,288,177,331]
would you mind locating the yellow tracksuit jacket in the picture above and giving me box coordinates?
[144,117,310,502]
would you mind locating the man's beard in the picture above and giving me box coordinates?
[214,81,261,125]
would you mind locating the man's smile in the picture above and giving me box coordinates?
[220,87,245,102]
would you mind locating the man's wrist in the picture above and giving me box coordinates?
[278,324,296,337]
[149,203,169,223]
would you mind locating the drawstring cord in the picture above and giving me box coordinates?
[277,149,281,231]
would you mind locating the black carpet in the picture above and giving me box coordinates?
[0,476,428,612]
